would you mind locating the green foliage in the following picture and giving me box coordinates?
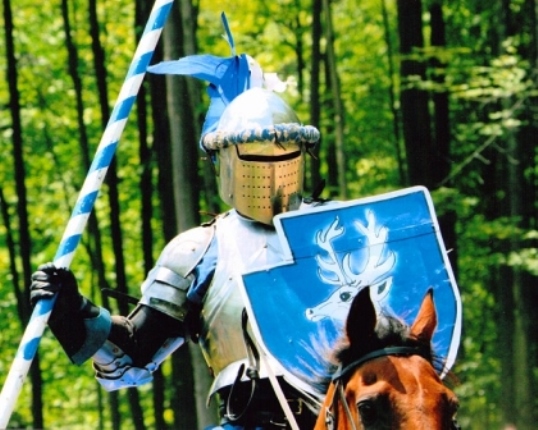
[0,0,537,428]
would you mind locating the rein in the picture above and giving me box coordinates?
[324,346,461,430]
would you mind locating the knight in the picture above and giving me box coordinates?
[30,15,322,429]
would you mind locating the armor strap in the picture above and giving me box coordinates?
[225,363,257,422]
[225,309,260,422]
[239,309,301,430]
[241,309,260,379]
[256,350,299,430]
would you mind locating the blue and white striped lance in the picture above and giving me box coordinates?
[0,0,174,426]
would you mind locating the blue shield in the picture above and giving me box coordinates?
[241,187,461,395]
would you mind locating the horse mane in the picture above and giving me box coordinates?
[334,311,434,369]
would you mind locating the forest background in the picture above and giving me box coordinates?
[0,0,537,429]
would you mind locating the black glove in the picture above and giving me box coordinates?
[30,263,83,315]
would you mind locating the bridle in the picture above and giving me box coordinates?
[323,346,462,430]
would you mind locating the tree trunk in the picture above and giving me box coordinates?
[61,0,123,428]
[381,0,405,186]
[3,0,43,425]
[308,0,323,194]
[166,13,200,230]
[162,3,199,428]
[524,0,538,399]
[322,0,347,199]
[87,0,147,425]
[134,0,168,427]
[429,2,458,275]
[178,2,220,425]
[499,0,535,427]
[322,53,338,197]
[293,14,306,100]
[506,121,534,428]
[0,188,24,322]
[150,59,175,429]
[0,188,46,430]
[396,0,433,188]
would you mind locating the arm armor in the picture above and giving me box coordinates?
[139,224,215,320]
[50,298,112,366]
[92,306,185,391]
[91,224,215,391]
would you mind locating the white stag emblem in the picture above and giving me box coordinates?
[305,210,396,322]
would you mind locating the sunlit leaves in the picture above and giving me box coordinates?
[0,0,536,428]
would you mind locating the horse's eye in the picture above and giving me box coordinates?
[357,399,377,426]
[340,291,352,302]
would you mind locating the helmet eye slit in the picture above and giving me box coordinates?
[236,146,302,162]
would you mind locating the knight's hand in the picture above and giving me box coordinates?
[30,263,83,314]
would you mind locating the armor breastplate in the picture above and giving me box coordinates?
[199,210,285,393]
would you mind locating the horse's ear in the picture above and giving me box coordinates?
[346,287,377,346]
[410,289,437,343]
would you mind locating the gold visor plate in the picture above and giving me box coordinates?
[218,146,304,225]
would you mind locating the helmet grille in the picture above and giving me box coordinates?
[239,158,302,211]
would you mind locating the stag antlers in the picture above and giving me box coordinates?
[316,211,395,287]
[307,211,396,322]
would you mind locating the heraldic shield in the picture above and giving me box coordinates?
[240,186,462,397]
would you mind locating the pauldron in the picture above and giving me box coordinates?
[139,224,215,320]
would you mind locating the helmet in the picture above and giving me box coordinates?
[202,88,319,225]
[147,14,320,224]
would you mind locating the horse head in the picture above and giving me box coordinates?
[315,287,460,430]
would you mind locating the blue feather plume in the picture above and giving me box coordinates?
[147,12,252,143]
[220,11,236,56]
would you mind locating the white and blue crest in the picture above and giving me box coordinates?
[240,186,461,395]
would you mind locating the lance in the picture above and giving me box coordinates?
[0,0,174,426]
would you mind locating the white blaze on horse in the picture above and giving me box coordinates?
[306,211,396,322]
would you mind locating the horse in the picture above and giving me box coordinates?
[314,286,461,430]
